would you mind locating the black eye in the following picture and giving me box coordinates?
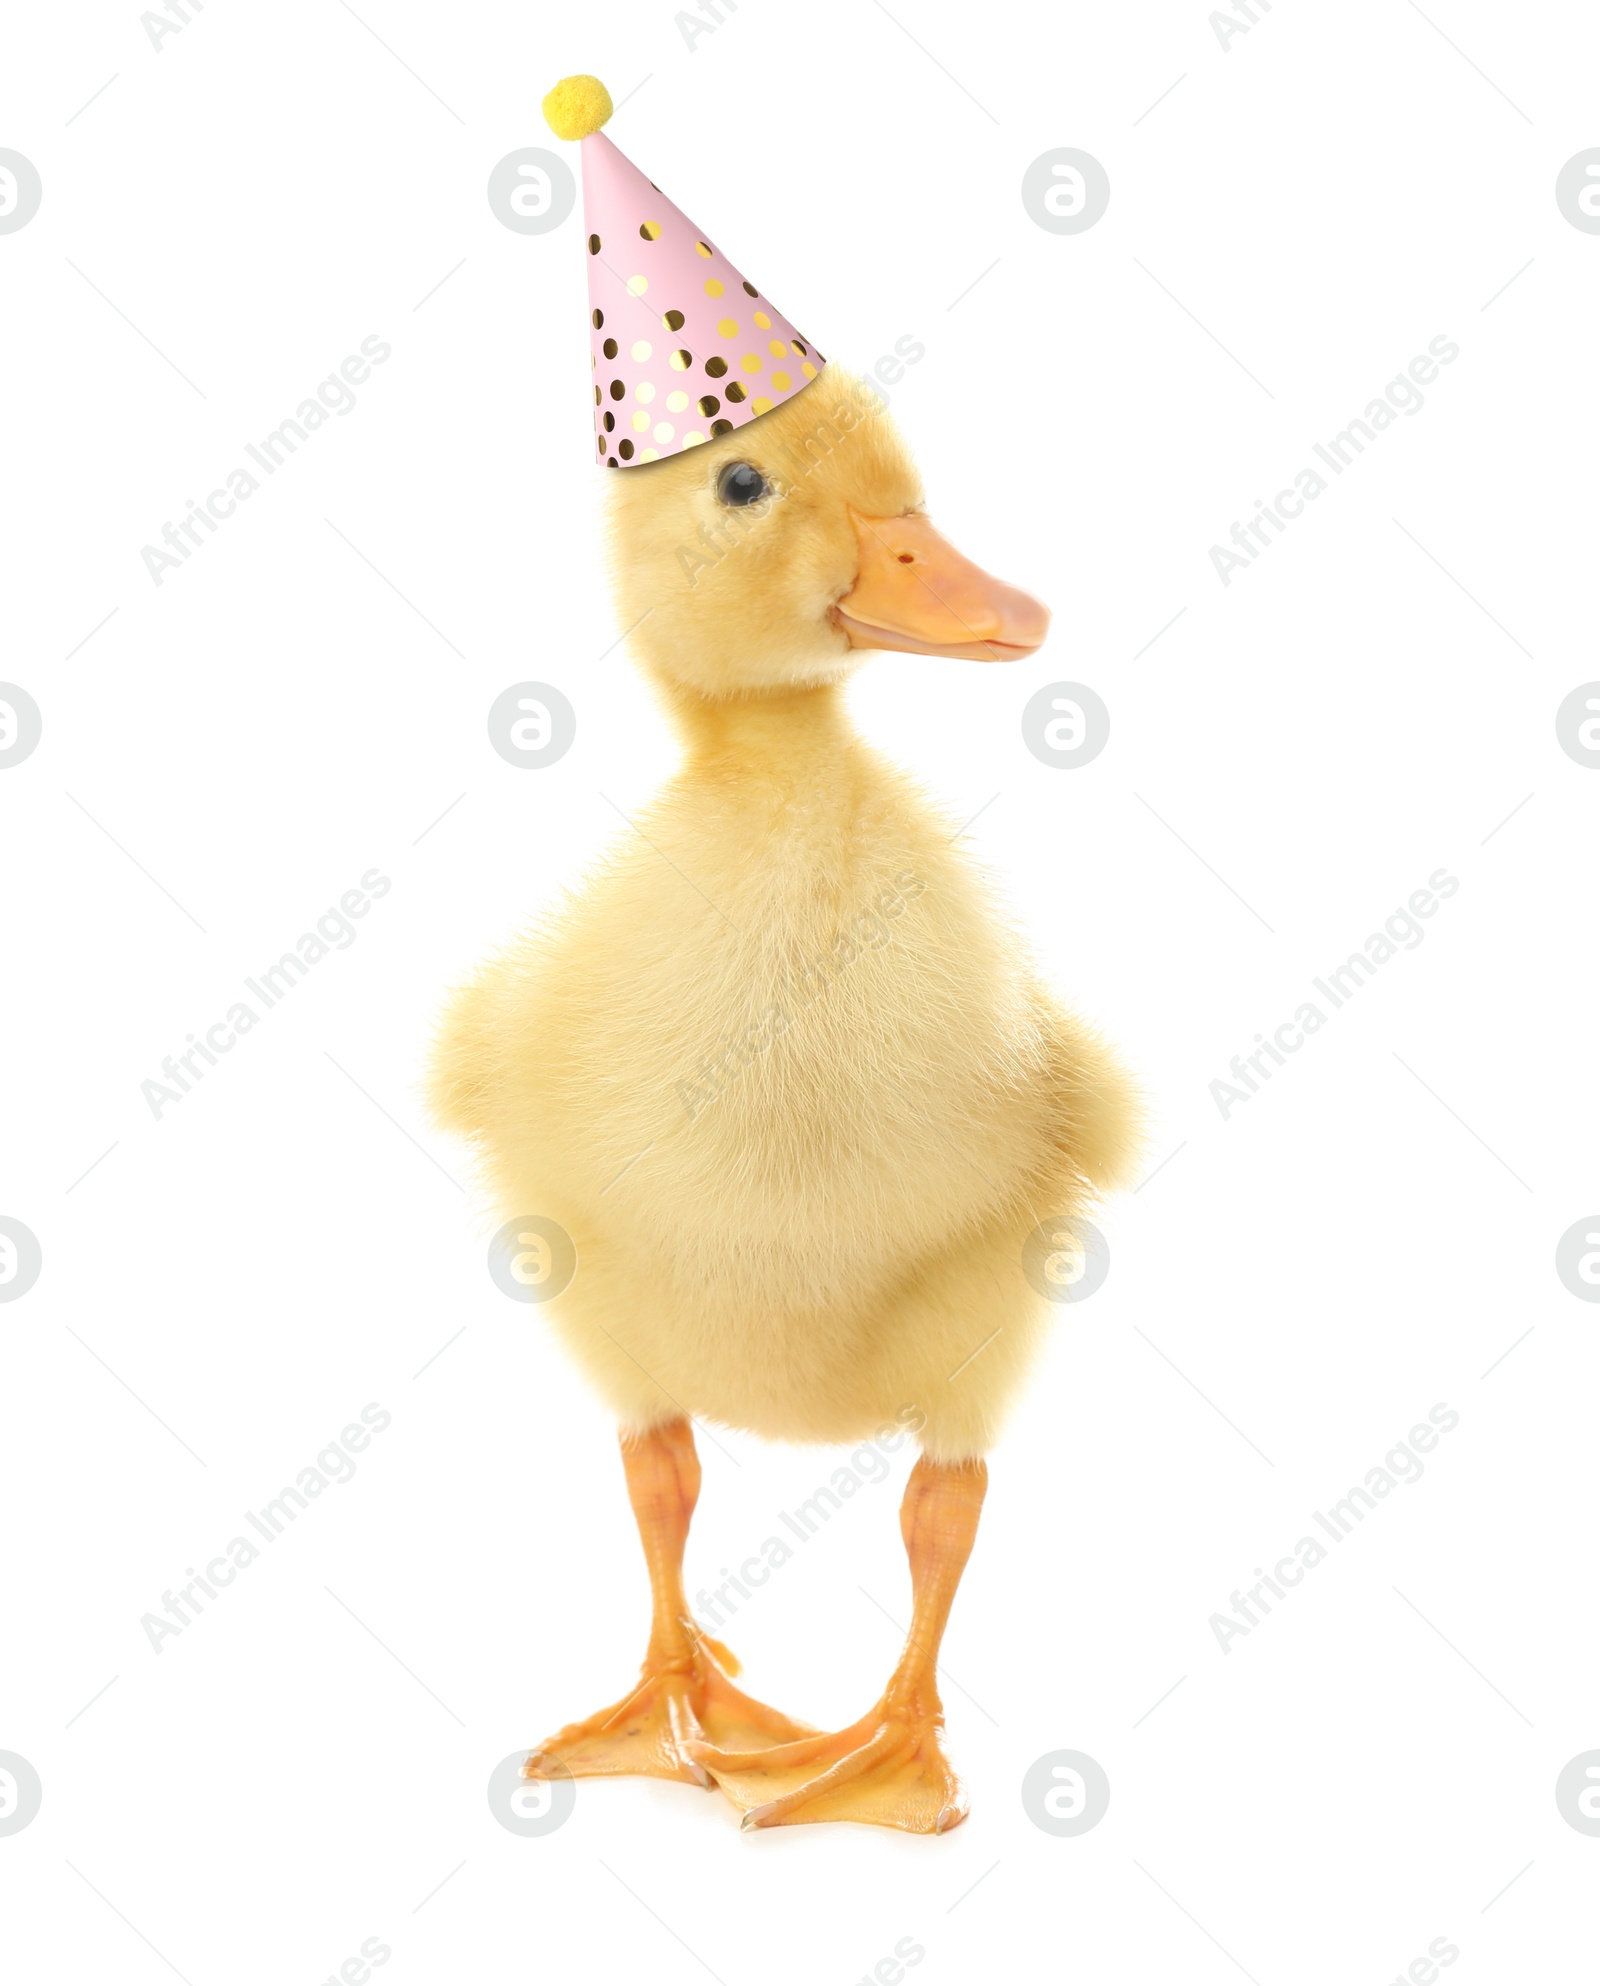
[716,461,768,507]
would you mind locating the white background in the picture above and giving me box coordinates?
[3,1,1597,1980]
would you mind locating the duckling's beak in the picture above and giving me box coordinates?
[834,508,1051,662]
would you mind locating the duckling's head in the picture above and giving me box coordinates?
[604,367,1050,702]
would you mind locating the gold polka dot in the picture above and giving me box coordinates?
[771,371,792,392]
[753,311,771,329]
[709,419,733,437]
[593,385,601,405]
[800,362,817,379]
[637,447,660,461]
[704,356,728,378]
[768,340,787,358]
[588,234,601,254]
[653,422,675,443]
[632,410,651,431]
[704,278,723,297]
[640,221,662,240]
[681,431,706,447]
[717,317,738,338]
[698,395,720,416]
[626,274,648,296]
[695,241,713,258]
[592,308,604,328]
[724,381,746,403]
[666,390,689,411]
[618,438,634,460]
[635,382,656,402]
[742,281,759,298]
[791,340,806,357]
[631,340,652,361]
[668,348,692,370]
[739,353,762,375]
[662,309,685,332]
[751,397,773,414]
[602,338,618,359]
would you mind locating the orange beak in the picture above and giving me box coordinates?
[834,508,1051,662]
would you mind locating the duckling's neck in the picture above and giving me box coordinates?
[662,680,863,788]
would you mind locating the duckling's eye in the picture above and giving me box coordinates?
[716,461,768,507]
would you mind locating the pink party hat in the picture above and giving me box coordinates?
[542,74,824,467]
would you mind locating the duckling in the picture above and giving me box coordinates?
[429,78,1142,1834]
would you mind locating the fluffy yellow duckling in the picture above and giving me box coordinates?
[429,81,1141,1834]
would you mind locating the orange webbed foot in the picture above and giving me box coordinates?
[524,1631,817,1788]
[686,1678,967,1834]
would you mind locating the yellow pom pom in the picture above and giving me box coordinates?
[542,75,612,141]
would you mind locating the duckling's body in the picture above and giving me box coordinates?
[433,363,1140,1831]
[434,687,1135,1459]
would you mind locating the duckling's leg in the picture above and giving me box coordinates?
[688,1455,986,1833]
[523,1419,817,1789]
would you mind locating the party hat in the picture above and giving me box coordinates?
[542,75,824,467]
